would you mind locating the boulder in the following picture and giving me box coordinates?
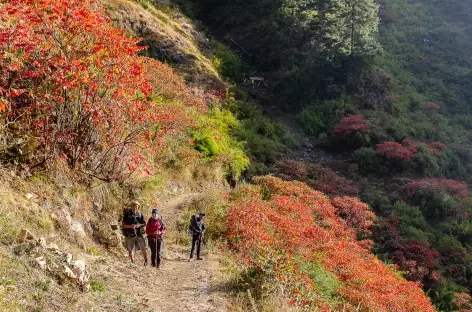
[62,265,77,280]
[37,237,47,248]
[35,256,47,270]
[64,253,73,265]
[71,260,89,287]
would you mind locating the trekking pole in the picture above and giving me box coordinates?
[158,235,162,266]
[159,215,165,267]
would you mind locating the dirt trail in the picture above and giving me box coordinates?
[90,193,229,312]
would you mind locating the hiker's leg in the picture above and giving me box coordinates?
[148,237,157,266]
[125,237,136,263]
[190,235,197,258]
[156,240,162,267]
[138,237,148,264]
[196,236,201,258]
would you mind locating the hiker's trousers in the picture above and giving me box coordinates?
[190,234,202,258]
[148,237,162,267]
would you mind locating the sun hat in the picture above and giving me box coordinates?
[130,200,140,207]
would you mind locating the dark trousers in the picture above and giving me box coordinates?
[190,234,202,258]
[148,237,162,267]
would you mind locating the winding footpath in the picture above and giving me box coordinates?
[90,193,229,312]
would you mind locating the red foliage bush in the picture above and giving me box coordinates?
[392,239,440,282]
[427,103,441,111]
[226,176,435,311]
[331,196,375,235]
[453,292,472,312]
[407,178,469,199]
[0,0,204,180]
[376,141,416,161]
[332,114,367,137]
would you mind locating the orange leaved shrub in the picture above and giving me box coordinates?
[226,176,435,311]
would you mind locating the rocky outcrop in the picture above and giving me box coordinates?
[15,230,90,291]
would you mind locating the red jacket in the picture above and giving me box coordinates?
[146,218,166,240]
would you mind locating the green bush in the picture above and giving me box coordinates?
[298,108,326,137]
[410,189,457,222]
[353,147,382,174]
[414,144,439,176]
[359,180,391,212]
[192,129,219,157]
[298,99,349,138]
[391,201,431,240]
[192,108,249,180]
[211,40,242,80]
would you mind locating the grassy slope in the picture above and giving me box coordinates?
[103,0,224,88]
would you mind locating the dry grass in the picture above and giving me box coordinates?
[102,0,225,88]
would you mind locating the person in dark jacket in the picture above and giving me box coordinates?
[146,208,166,268]
[189,212,206,261]
[120,200,148,265]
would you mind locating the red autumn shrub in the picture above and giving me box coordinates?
[392,239,440,282]
[0,0,204,180]
[453,292,472,312]
[407,178,468,199]
[226,176,435,311]
[376,138,419,161]
[427,103,441,111]
[331,196,376,235]
[332,114,367,137]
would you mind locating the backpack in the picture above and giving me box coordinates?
[188,214,197,233]
[189,214,203,234]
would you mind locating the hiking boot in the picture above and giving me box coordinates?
[189,257,195,262]
[144,261,148,266]
[197,257,203,260]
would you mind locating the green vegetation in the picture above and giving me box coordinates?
[192,107,249,180]
[180,0,381,109]
[177,0,472,309]
[211,40,242,81]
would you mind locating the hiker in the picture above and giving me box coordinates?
[189,212,206,261]
[121,200,148,266]
[146,208,166,268]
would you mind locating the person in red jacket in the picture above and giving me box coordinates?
[146,208,166,268]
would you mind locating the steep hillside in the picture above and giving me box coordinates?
[0,0,464,311]
[103,0,225,90]
[171,0,472,311]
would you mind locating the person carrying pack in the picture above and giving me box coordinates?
[120,200,148,266]
[145,208,166,269]
[189,212,205,261]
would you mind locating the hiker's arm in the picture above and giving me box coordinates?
[121,221,137,229]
